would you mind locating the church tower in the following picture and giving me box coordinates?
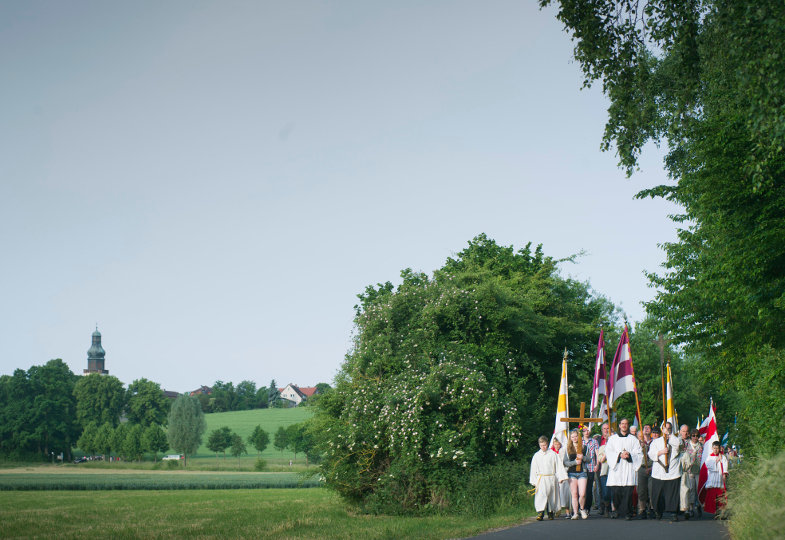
[84,327,109,374]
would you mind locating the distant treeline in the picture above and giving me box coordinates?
[0,360,329,461]
[195,380,331,413]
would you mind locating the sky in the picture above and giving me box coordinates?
[0,1,679,393]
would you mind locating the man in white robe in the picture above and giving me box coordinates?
[605,418,643,519]
[530,436,567,520]
[648,422,682,521]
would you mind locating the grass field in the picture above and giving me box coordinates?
[0,488,534,539]
[66,407,316,471]
[197,407,313,460]
[0,470,319,490]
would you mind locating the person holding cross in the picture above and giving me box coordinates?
[558,402,603,519]
[605,418,643,519]
[648,422,683,521]
[563,429,589,519]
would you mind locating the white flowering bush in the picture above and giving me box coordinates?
[316,235,616,514]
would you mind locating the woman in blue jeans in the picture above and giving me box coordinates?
[563,429,589,519]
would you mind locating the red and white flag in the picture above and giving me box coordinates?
[698,400,719,504]
[609,327,638,404]
[589,330,608,427]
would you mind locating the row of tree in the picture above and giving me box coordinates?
[197,380,331,413]
[0,362,170,460]
[77,422,169,462]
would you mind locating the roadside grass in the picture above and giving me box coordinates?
[726,450,785,540]
[0,488,534,539]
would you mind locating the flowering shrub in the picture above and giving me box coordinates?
[316,235,616,514]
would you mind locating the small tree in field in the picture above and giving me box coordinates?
[206,426,233,461]
[248,425,270,456]
[166,395,206,467]
[273,426,288,455]
[230,433,247,468]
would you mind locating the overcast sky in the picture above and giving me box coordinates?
[1,1,678,392]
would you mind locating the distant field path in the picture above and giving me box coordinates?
[467,514,729,539]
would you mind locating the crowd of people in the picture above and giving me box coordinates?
[529,418,735,522]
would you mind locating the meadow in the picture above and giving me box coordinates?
[0,487,533,539]
[65,407,316,471]
[0,468,319,490]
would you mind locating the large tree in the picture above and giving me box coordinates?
[0,360,79,459]
[317,235,617,513]
[126,378,170,427]
[540,0,785,451]
[73,374,126,428]
[166,395,206,467]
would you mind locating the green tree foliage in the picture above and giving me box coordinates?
[273,426,288,454]
[206,426,233,459]
[235,380,258,410]
[126,378,170,427]
[540,0,785,451]
[286,424,305,460]
[248,425,270,456]
[94,423,114,457]
[317,235,617,513]
[0,360,79,459]
[111,423,128,459]
[123,424,145,462]
[230,433,247,467]
[268,380,281,408]
[608,319,709,428]
[255,386,269,409]
[142,424,169,461]
[166,395,206,467]
[211,381,238,412]
[73,374,126,428]
[77,422,100,456]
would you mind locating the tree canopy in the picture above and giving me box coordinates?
[166,395,206,467]
[126,378,170,427]
[316,235,618,513]
[541,0,785,452]
[73,374,126,428]
[0,359,79,459]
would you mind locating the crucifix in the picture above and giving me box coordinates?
[561,402,604,472]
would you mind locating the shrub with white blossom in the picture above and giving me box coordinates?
[316,234,617,514]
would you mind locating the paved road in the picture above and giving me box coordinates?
[467,514,729,540]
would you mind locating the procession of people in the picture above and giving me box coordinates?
[530,418,733,522]
[529,328,734,523]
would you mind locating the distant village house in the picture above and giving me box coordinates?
[278,384,318,407]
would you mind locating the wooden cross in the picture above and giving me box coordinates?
[561,402,604,425]
[560,402,603,472]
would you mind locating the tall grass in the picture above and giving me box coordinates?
[726,450,785,540]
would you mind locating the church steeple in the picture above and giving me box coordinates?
[84,326,108,374]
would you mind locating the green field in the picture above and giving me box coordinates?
[68,407,315,470]
[197,407,313,459]
[0,488,533,539]
[0,471,319,490]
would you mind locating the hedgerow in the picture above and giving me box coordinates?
[316,235,617,514]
